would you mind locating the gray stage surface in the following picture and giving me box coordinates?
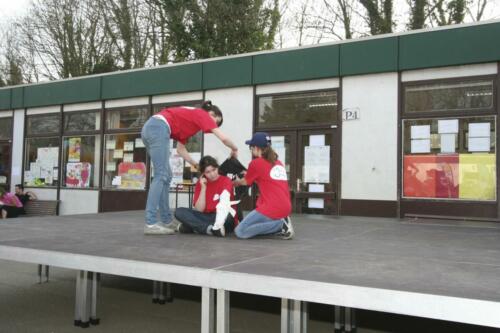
[0,211,499,329]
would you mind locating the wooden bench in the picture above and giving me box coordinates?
[22,200,60,283]
[23,200,60,217]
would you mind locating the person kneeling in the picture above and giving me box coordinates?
[233,132,294,240]
[175,156,238,237]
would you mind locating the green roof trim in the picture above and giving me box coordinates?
[102,63,203,100]
[253,45,340,84]
[24,77,101,108]
[0,89,11,110]
[0,21,499,110]
[340,37,398,76]
[399,23,500,70]
[11,87,24,109]
[203,57,253,89]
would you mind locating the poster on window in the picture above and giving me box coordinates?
[118,162,146,189]
[68,137,81,162]
[304,146,330,183]
[169,153,184,187]
[66,162,92,188]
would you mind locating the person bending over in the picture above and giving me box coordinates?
[233,132,294,240]
[175,156,238,237]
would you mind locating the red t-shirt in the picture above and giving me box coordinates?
[157,106,217,144]
[244,158,291,219]
[193,175,238,223]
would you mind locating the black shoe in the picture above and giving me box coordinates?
[211,226,225,237]
[177,223,193,234]
[281,217,294,240]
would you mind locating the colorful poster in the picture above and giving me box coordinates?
[435,155,459,199]
[403,155,437,198]
[459,153,496,200]
[68,137,81,162]
[66,162,92,188]
[118,162,146,189]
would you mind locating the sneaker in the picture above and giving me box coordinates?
[176,223,193,234]
[280,217,294,240]
[211,226,225,237]
[162,219,180,231]
[144,223,176,235]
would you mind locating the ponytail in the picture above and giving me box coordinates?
[201,100,223,127]
[261,146,278,165]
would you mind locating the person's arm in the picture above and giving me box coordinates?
[194,177,207,212]
[232,176,247,187]
[26,191,37,200]
[176,142,199,169]
[211,128,238,158]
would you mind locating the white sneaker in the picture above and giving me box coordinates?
[144,223,176,235]
[162,219,180,231]
[280,217,294,240]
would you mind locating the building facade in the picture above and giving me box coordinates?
[0,21,499,219]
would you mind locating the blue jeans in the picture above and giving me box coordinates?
[141,117,172,226]
[174,208,235,235]
[234,210,284,239]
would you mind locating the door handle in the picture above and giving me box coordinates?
[296,178,301,192]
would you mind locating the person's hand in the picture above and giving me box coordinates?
[232,176,241,187]
[230,148,238,158]
[200,176,207,188]
[192,163,200,171]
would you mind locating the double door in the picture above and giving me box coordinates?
[268,128,338,215]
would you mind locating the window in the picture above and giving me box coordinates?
[405,80,494,113]
[0,117,12,140]
[24,114,61,187]
[106,106,148,130]
[64,111,100,132]
[153,102,203,185]
[258,90,337,127]
[403,116,496,201]
[61,110,101,189]
[26,113,60,135]
[103,134,147,190]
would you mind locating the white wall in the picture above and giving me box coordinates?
[59,189,99,215]
[10,109,24,192]
[402,63,497,82]
[341,73,398,201]
[204,87,254,167]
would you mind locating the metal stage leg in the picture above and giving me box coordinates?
[217,289,230,333]
[344,307,356,333]
[90,272,100,326]
[282,299,308,333]
[334,306,357,333]
[159,282,166,304]
[201,287,215,333]
[38,264,42,284]
[74,270,82,327]
[166,282,173,303]
[45,265,49,283]
[152,281,159,304]
[334,306,344,333]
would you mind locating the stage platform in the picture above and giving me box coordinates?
[0,211,499,331]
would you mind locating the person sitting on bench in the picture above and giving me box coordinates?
[15,184,37,214]
[0,186,23,219]
[174,156,238,237]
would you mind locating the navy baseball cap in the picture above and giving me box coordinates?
[245,132,271,148]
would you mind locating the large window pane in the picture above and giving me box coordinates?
[106,106,148,130]
[0,118,12,139]
[27,114,60,135]
[64,111,100,132]
[24,137,60,187]
[0,143,11,186]
[405,80,493,113]
[258,91,337,127]
[402,116,496,201]
[103,133,147,190]
[62,135,100,188]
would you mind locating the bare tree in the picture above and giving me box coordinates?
[358,0,394,35]
[427,0,468,26]
[466,0,490,21]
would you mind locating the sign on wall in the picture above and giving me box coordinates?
[342,107,360,121]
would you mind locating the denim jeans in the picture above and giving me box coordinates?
[174,208,235,235]
[234,210,284,239]
[141,117,172,226]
